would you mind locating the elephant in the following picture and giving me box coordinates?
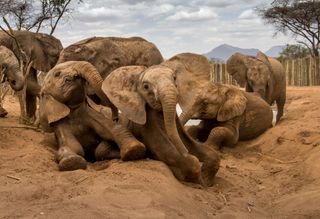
[57,36,164,80]
[102,65,220,186]
[226,52,286,123]
[0,30,63,119]
[178,82,273,149]
[160,52,212,114]
[57,36,163,120]
[39,61,146,171]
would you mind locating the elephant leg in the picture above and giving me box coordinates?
[144,134,201,183]
[25,92,37,119]
[95,141,120,161]
[276,96,285,123]
[25,69,40,120]
[206,126,238,149]
[178,122,220,186]
[54,124,87,171]
[88,108,146,161]
[111,124,146,161]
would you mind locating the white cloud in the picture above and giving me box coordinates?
[50,0,294,58]
[166,6,218,21]
[238,9,257,20]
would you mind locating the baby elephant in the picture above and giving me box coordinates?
[226,52,286,123]
[179,82,273,149]
[40,61,146,171]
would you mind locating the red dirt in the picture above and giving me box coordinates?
[0,87,320,218]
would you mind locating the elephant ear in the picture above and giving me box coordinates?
[256,51,273,74]
[102,65,147,125]
[217,86,247,122]
[41,94,70,125]
[256,52,271,66]
[226,53,248,87]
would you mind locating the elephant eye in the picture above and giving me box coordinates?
[54,71,61,77]
[172,72,177,81]
[143,82,149,90]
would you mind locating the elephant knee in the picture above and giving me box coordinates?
[207,127,238,148]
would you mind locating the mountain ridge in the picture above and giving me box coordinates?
[203,44,284,62]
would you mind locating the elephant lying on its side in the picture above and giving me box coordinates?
[40,61,146,171]
[0,31,63,119]
[226,52,286,123]
[179,82,273,149]
[102,65,220,186]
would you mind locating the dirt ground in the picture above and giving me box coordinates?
[0,86,320,219]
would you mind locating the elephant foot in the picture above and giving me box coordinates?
[95,141,120,161]
[58,154,87,171]
[0,107,8,117]
[200,158,220,187]
[182,154,202,184]
[120,141,146,161]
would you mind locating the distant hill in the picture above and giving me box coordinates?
[203,44,260,62]
[265,45,286,57]
[203,44,285,62]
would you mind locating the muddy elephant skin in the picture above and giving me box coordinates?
[226,52,286,123]
[179,82,273,149]
[40,61,146,171]
[102,65,220,186]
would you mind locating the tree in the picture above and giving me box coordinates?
[279,44,310,59]
[258,0,320,57]
[0,0,82,35]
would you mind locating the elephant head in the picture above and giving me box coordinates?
[179,83,247,125]
[40,61,112,128]
[14,31,63,72]
[226,52,272,99]
[0,46,24,91]
[161,53,211,114]
[102,65,190,156]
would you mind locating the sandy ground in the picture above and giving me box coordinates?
[0,86,320,219]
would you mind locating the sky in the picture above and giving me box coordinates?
[53,0,296,58]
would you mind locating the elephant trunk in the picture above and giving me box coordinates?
[68,61,118,120]
[8,70,24,91]
[159,84,189,156]
[179,108,194,126]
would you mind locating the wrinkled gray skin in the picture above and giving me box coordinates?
[179,82,273,150]
[57,36,164,86]
[40,61,145,171]
[103,65,220,186]
[226,52,286,123]
[0,31,63,119]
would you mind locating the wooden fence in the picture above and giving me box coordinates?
[210,56,320,86]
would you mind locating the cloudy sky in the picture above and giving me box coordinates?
[54,0,295,58]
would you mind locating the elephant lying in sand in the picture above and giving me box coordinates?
[0,31,62,120]
[179,82,273,149]
[102,65,220,186]
[39,61,146,171]
[160,53,272,149]
[226,52,286,123]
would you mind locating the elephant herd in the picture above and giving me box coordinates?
[0,31,286,186]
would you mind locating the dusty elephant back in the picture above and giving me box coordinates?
[58,36,163,79]
[107,36,164,66]
[239,92,273,140]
